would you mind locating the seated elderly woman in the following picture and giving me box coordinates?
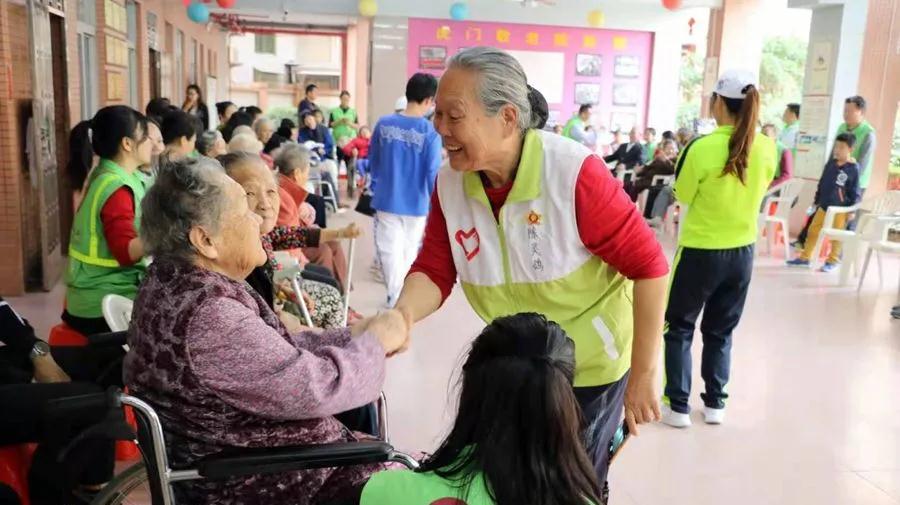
[195,129,228,159]
[218,152,359,329]
[125,157,409,504]
[228,132,263,154]
[275,142,351,292]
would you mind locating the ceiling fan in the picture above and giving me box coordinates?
[505,0,557,7]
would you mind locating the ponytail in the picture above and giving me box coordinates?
[526,85,549,130]
[67,120,93,189]
[720,85,759,184]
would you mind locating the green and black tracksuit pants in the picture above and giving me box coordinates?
[663,245,754,414]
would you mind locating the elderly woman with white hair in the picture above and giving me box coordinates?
[392,46,670,496]
[254,117,276,144]
[228,132,263,154]
[125,157,409,504]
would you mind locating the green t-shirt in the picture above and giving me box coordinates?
[330,106,358,142]
[673,125,776,249]
[361,469,493,505]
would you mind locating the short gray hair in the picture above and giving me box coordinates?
[140,157,227,261]
[228,133,263,154]
[195,130,219,156]
[448,46,533,131]
[273,142,311,177]
[254,117,274,137]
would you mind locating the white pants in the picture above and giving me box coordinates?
[374,211,427,307]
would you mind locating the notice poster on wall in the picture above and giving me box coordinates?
[807,42,832,95]
[406,18,654,127]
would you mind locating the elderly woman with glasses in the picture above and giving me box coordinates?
[124,158,408,504]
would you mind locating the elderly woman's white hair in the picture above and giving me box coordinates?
[228,133,264,154]
[141,157,228,261]
[253,117,275,136]
[446,46,536,131]
[232,125,254,138]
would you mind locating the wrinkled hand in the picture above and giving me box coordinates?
[300,291,316,314]
[341,222,362,240]
[623,369,661,436]
[279,310,306,333]
[33,356,71,384]
[366,310,410,356]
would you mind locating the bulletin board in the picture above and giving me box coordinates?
[407,18,654,130]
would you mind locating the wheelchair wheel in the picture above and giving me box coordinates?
[90,463,149,505]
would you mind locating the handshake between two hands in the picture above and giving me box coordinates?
[350,308,413,356]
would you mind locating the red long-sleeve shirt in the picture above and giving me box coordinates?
[100,186,138,266]
[341,137,370,159]
[409,155,669,302]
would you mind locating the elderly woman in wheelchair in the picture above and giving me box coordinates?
[122,158,410,504]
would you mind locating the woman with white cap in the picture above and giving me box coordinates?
[661,69,776,428]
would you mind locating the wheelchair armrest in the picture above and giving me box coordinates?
[86,330,129,347]
[196,441,396,480]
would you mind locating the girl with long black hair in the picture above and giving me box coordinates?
[361,313,602,505]
[661,69,776,428]
[65,105,153,336]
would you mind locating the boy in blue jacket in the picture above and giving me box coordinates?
[787,132,860,272]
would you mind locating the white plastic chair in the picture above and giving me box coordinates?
[856,222,900,293]
[616,169,636,184]
[651,174,674,186]
[101,294,133,332]
[811,191,900,279]
[757,179,805,260]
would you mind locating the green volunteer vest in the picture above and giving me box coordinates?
[330,106,358,142]
[774,140,785,179]
[836,120,875,188]
[65,159,147,318]
[362,468,494,505]
[437,129,633,387]
[643,141,657,162]
[562,116,584,140]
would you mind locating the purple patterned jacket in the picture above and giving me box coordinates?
[123,259,387,504]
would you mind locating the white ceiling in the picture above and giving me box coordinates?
[212,0,721,28]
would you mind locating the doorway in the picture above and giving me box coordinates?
[149,48,161,99]
[50,13,72,251]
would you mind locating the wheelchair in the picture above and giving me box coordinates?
[45,334,417,505]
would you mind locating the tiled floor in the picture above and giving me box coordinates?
[9,211,900,505]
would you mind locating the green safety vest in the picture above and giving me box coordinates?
[836,120,875,189]
[561,116,584,140]
[330,106,358,142]
[436,129,632,387]
[673,126,777,250]
[65,159,147,318]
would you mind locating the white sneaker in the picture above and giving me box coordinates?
[661,405,692,428]
[703,406,725,425]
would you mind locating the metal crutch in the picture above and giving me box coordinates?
[341,238,356,327]
[290,273,315,328]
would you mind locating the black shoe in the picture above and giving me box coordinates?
[892,305,900,320]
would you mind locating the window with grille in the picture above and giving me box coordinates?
[254,34,275,54]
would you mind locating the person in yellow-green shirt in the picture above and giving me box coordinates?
[661,69,776,429]
[361,313,603,505]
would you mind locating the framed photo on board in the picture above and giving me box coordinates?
[610,112,637,132]
[574,83,601,105]
[612,83,639,106]
[419,46,448,69]
[614,56,640,78]
[575,54,602,77]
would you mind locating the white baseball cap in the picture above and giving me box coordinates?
[394,95,408,112]
[715,69,758,99]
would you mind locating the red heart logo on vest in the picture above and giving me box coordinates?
[455,228,481,261]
